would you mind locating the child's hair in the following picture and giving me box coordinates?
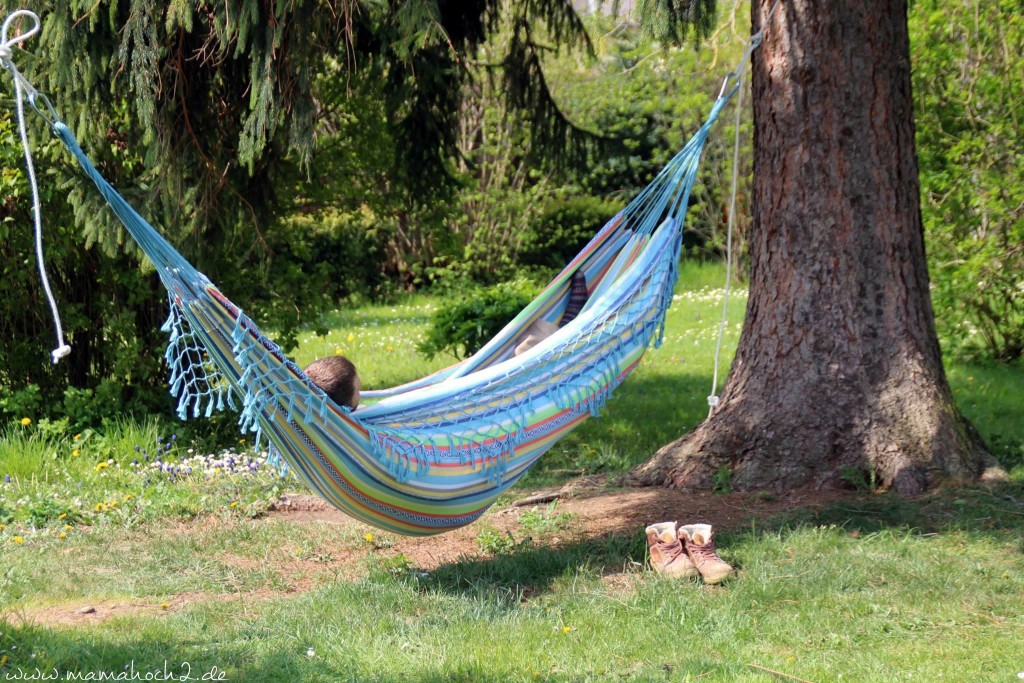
[303,356,361,409]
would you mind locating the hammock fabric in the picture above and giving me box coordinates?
[42,91,736,536]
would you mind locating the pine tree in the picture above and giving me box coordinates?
[629,0,998,492]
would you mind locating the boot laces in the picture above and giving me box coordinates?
[656,539,684,563]
[686,538,722,564]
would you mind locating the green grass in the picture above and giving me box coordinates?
[288,294,453,391]
[533,265,747,482]
[2,262,1024,681]
[2,493,1022,681]
[946,361,1024,473]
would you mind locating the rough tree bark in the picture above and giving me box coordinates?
[629,0,1002,494]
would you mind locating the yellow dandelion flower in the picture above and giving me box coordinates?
[59,513,67,519]
[13,536,25,544]
[94,462,108,472]
[74,433,82,440]
[335,347,345,355]
[58,532,67,539]
[20,417,31,426]
[561,626,573,634]
[0,524,4,532]
[124,494,133,501]
[72,449,80,457]
[346,333,355,342]
[229,501,239,509]
[363,533,374,542]
[95,503,105,512]
[65,524,73,530]
[159,602,170,610]
[386,345,394,352]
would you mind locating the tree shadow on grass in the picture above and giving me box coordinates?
[0,620,337,683]
[3,618,705,683]
[418,529,649,606]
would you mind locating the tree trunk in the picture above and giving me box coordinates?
[630,0,1001,494]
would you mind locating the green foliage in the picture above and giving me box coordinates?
[711,464,732,494]
[474,527,525,555]
[519,195,627,269]
[0,114,175,428]
[517,501,575,536]
[437,70,553,285]
[544,11,753,262]
[635,0,717,45]
[912,2,1024,361]
[418,278,538,359]
[839,466,878,493]
[988,434,1024,473]
[217,208,396,352]
[427,9,750,287]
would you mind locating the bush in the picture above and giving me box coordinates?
[418,278,539,359]
[912,4,1024,361]
[217,208,396,351]
[0,114,177,429]
[519,195,627,269]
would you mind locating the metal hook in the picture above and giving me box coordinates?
[29,90,59,126]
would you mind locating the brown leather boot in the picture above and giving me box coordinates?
[678,523,735,584]
[645,522,699,579]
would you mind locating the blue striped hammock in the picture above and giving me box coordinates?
[48,92,736,536]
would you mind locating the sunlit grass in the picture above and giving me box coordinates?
[2,501,1022,681]
[1,262,1023,681]
[288,294,453,391]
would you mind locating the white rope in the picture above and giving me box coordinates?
[1,10,71,363]
[707,0,782,414]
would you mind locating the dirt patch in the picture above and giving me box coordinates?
[12,481,849,629]
[3,590,280,629]
[268,479,843,551]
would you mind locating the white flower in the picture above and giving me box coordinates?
[306,647,316,658]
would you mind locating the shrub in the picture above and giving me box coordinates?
[519,195,627,269]
[418,278,539,359]
[217,208,395,351]
[912,4,1024,361]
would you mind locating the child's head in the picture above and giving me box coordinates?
[303,356,361,409]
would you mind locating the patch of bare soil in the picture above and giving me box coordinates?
[4,590,279,629]
[269,479,846,572]
[12,480,849,629]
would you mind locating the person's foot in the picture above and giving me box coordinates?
[560,270,589,326]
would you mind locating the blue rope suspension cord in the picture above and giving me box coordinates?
[1,9,71,363]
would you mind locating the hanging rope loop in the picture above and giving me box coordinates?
[0,10,41,95]
[1,9,72,363]
[0,9,41,59]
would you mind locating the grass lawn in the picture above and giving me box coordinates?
[1,263,1022,682]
